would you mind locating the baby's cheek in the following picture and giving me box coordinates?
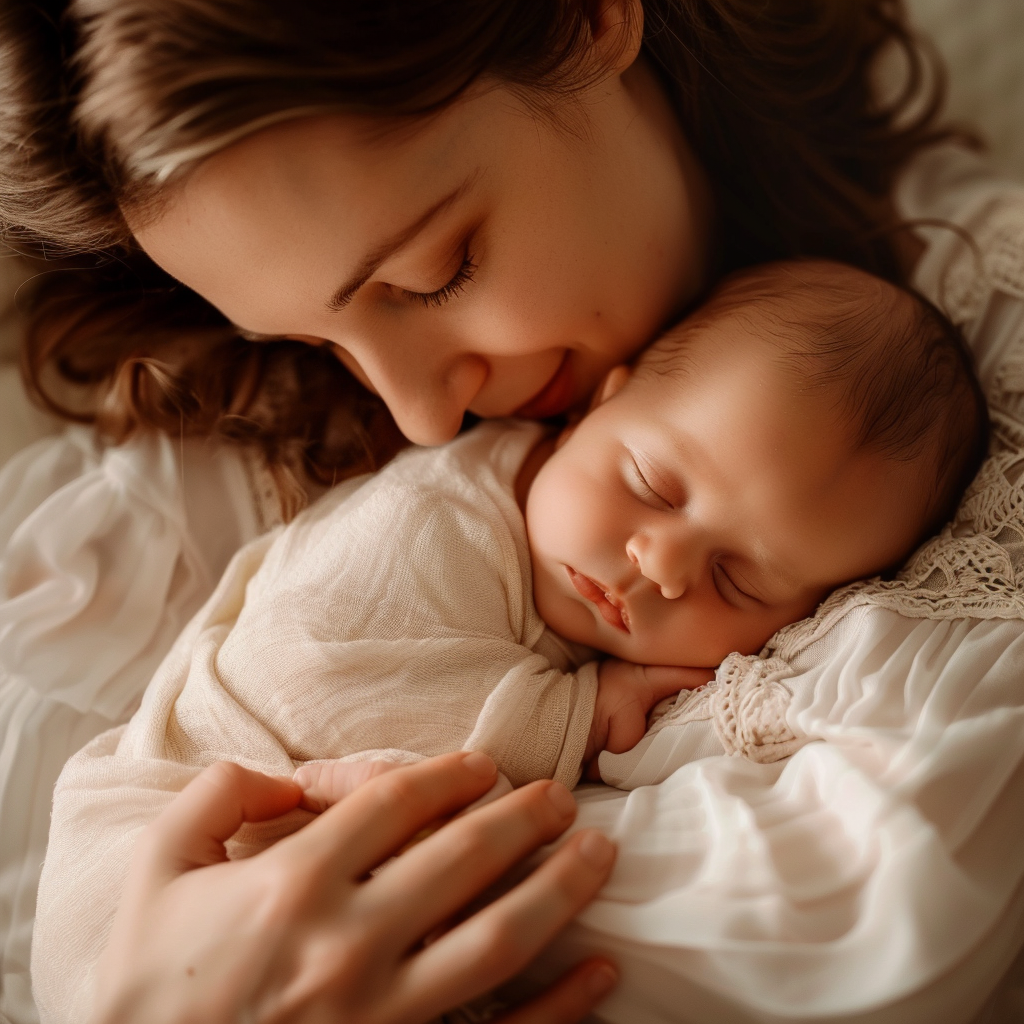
[650,604,781,667]
[726,603,815,658]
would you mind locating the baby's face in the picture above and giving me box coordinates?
[525,325,931,667]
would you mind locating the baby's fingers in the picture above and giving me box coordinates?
[293,759,399,812]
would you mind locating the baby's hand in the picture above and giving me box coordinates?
[293,760,400,812]
[585,661,715,767]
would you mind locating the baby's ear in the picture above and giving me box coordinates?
[590,365,632,411]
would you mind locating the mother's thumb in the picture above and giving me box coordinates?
[143,761,302,877]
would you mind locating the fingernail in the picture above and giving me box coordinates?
[545,781,576,818]
[462,751,496,778]
[587,962,618,998]
[578,829,615,869]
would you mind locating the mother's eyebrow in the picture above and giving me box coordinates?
[325,172,479,312]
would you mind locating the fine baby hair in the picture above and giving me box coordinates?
[639,259,989,542]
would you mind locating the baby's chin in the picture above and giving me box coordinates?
[594,625,779,670]
[575,628,733,670]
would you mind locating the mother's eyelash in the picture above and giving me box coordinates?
[404,255,477,308]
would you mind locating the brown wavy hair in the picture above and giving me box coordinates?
[0,0,959,514]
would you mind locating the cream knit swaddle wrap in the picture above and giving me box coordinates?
[31,420,597,1024]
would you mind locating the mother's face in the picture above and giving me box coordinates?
[134,68,711,445]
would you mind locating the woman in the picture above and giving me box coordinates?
[0,0,972,1021]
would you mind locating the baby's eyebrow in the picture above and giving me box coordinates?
[737,543,800,603]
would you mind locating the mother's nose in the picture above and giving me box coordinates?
[335,342,489,446]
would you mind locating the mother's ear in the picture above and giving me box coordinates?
[588,0,644,77]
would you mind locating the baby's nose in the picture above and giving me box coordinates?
[627,537,688,599]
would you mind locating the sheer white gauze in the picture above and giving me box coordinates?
[649,181,1024,763]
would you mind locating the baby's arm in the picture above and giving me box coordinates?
[584,661,715,767]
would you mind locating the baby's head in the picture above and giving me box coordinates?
[526,259,988,668]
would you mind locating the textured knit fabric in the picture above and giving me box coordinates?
[30,420,598,1024]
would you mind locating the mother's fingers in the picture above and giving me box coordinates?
[495,959,618,1024]
[276,750,500,878]
[142,762,302,877]
[364,779,579,947]
[394,828,616,1020]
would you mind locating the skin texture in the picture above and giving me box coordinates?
[525,317,934,670]
[93,754,618,1024]
[131,12,712,446]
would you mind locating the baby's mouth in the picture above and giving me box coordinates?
[565,567,630,633]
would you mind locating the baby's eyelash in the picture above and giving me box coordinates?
[403,256,477,308]
[712,563,759,605]
[628,458,672,509]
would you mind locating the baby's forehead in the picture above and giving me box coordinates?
[631,273,915,443]
[640,275,885,368]
[632,305,817,401]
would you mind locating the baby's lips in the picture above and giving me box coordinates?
[618,603,631,631]
[566,567,630,633]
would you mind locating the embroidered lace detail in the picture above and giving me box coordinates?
[647,686,715,735]
[939,196,1024,325]
[642,655,804,765]
[708,655,806,763]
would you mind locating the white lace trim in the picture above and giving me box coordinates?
[648,655,805,764]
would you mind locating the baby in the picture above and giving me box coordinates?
[34,259,988,1020]
[44,257,987,793]
[527,257,987,768]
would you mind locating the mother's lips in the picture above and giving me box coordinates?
[565,567,630,633]
[514,351,574,420]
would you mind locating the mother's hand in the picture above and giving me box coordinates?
[93,751,618,1024]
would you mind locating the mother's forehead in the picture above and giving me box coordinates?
[129,111,492,322]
